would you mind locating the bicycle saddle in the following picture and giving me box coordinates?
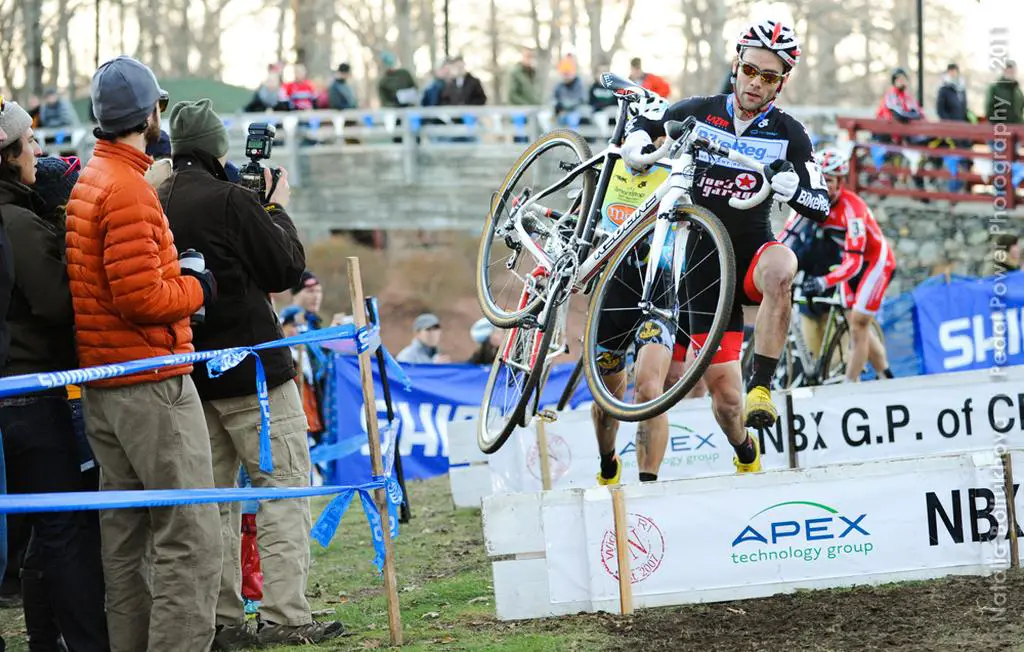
[599,73,650,98]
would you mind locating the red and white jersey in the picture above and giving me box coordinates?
[818,188,893,288]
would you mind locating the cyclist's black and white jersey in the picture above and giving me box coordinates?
[625,93,830,241]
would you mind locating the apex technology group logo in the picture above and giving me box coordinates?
[731,500,873,565]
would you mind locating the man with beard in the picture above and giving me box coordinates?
[65,56,222,652]
[622,20,829,472]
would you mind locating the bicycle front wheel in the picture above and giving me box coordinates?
[477,300,558,454]
[476,130,595,328]
[582,206,735,422]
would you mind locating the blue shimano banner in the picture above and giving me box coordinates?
[327,357,592,483]
[913,271,1024,374]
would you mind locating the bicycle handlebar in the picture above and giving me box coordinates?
[725,149,772,210]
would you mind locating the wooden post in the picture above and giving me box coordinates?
[785,392,798,470]
[536,419,552,491]
[1002,452,1019,569]
[610,487,633,615]
[347,257,403,646]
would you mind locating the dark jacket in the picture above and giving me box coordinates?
[0,208,12,369]
[441,74,487,106]
[936,78,969,121]
[0,180,76,377]
[327,78,358,110]
[986,77,1024,124]
[421,78,446,107]
[159,151,306,401]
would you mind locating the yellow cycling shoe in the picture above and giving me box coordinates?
[597,456,622,486]
[744,385,778,429]
[733,434,762,474]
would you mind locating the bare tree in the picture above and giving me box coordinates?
[583,0,636,79]
[528,0,564,102]
[23,0,44,97]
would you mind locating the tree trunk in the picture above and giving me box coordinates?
[276,0,287,63]
[48,0,71,89]
[394,0,415,70]
[488,0,501,101]
[419,0,437,69]
[23,0,44,98]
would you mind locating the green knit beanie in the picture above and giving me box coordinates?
[169,98,229,158]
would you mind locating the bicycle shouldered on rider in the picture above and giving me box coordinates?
[614,19,830,477]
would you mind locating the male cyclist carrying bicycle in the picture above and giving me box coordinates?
[782,147,896,382]
[621,20,829,471]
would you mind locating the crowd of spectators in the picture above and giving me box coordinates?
[0,54,347,651]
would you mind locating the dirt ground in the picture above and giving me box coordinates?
[595,572,1024,652]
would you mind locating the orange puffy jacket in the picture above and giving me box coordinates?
[65,140,204,387]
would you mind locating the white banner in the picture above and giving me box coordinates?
[488,396,790,494]
[536,454,1009,610]
[784,369,1024,467]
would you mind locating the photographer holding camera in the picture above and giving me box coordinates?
[158,99,344,648]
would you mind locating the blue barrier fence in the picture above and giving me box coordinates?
[0,323,409,572]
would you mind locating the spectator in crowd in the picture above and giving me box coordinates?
[876,68,924,124]
[507,49,539,105]
[553,56,587,126]
[397,313,450,363]
[984,233,1021,276]
[588,57,618,113]
[37,88,76,128]
[378,52,418,108]
[288,272,330,483]
[936,63,970,122]
[986,60,1024,124]
[65,55,222,652]
[0,104,110,650]
[0,110,11,652]
[283,63,319,111]
[421,60,450,107]
[25,95,41,128]
[146,129,172,160]
[441,56,487,106]
[719,61,735,95]
[467,318,500,365]
[327,63,358,110]
[159,99,343,647]
[629,57,671,99]
[245,63,291,112]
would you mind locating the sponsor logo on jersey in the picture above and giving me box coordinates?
[735,172,757,190]
[606,203,633,226]
[795,189,830,214]
[638,321,663,342]
[705,114,730,129]
[695,123,788,169]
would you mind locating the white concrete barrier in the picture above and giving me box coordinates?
[483,451,1021,620]
[450,366,1024,507]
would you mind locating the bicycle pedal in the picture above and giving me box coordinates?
[537,409,558,423]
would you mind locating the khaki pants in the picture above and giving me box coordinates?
[205,380,312,627]
[801,313,828,361]
[83,374,222,652]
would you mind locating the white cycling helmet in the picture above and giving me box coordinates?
[471,317,495,344]
[736,20,802,70]
[814,147,850,177]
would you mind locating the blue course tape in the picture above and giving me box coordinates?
[0,477,404,573]
[0,324,411,475]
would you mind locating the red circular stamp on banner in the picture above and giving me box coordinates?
[600,513,665,583]
[526,434,572,483]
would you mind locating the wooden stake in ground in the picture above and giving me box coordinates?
[610,487,633,615]
[536,419,552,491]
[347,256,404,645]
[1002,452,1019,569]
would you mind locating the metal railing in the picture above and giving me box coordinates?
[35,105,874,188]
[837,117,1024,208]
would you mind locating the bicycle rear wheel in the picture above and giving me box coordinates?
[582,207,735,422]
[476,130,595,328]
[477,298,558,454]
[818,318,885,384]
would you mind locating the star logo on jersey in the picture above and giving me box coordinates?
[735,172,757,190]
